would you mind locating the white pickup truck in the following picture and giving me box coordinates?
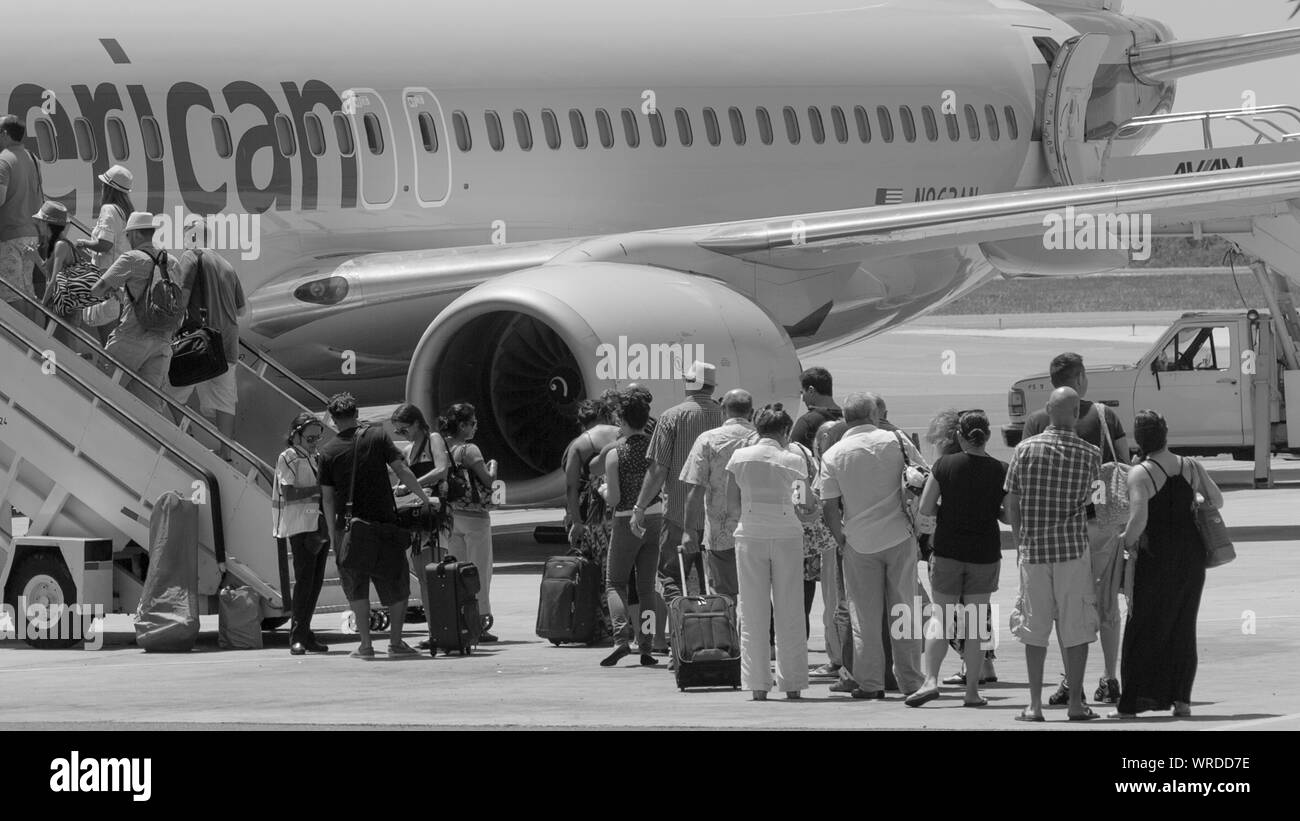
[1002,310,1299,459]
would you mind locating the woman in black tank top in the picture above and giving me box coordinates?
[1114,410,1223,718]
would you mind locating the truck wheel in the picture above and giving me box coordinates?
[5,553,80,649]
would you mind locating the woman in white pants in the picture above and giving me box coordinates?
[441,403,499,642]
[725,404,811,700]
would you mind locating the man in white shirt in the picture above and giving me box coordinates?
[817,393,928,699]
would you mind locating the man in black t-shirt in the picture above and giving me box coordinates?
[1019,352,1127,705]
[791,366,842,451]
[320,393,434,659]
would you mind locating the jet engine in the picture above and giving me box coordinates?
[407,262,802,506]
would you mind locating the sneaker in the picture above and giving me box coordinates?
[810,663,840,679]
[479,631,499,643]
[828,679,857,693]
[640,653,659,667]
[1094,677,1120,704]
[387,641,419,657]
[600,645,632,667]
[942,672,967,685]
[1047,681,1084,706]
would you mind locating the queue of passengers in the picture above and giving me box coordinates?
[1,117,245,458]
[556,358,1221,719]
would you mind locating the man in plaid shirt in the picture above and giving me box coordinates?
[1005,387,1102,722]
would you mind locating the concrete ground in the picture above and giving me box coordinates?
[2,312,1296,730]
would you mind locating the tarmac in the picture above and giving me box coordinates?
[2,311,1297,730]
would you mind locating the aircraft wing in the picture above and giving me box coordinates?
[250,159,1300,342]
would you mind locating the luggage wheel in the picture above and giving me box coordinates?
[550,639,561,647]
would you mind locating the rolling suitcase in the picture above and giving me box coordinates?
[536,553,601,645]
[670,545,741,691]
[425,550,482,656]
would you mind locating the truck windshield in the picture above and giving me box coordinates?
[1152,325,1231,372]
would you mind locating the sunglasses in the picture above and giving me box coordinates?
[303,434,322,443]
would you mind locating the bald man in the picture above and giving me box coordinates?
[1004,387,1102,721]
[679,389,757,597]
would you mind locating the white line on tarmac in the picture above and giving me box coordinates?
[1203,712,1300,731]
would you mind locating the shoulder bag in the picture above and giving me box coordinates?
[1187,458,1235,568]
[1093,403,1131,534]
[336,426,406,576]
[894,430,930,536]
[168,250,231,387]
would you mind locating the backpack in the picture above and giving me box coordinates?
[445,437,491,510]
[48,243,103,316]
[125,250,185,333]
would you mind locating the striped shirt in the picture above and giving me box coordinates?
[646,395,723,529]
[1004,426,1101,564]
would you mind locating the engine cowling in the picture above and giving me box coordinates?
[407,262,802,507]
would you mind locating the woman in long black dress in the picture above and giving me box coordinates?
[1114,410,1223,718]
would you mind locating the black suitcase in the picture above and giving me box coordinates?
[425,552,482,656]
[670,547,741,691]
[536,554,601,645]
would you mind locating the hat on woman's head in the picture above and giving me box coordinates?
[32,200,68,226]
[98,164,133,193]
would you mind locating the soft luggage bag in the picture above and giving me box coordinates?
[425,549,482,656]
[135,491,201,652]
[536,554,601,645]
[218,585,264,649]
[670,546,741,691]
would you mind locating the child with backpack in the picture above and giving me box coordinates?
[90,211,186,413]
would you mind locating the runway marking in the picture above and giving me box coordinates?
[1204,712,1300,730]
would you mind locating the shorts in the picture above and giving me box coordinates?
[1010,552,1098,648]
[166,365,238,415]
[338,558,411,607]
[0,236,38,303]
[929,555,1000,597]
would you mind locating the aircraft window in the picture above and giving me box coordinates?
[830,106,848,143]
[876,106,893,143]
[964,104,980,141]
[514,110,533,150]
[648,110,667,147]
[332,113,355,157]
[596,108,614,148]
[945,112,960,141]
[703,107,721,146]
[620,108,640,147]
[570,109,588,149]
[675,108,693,146]
[808,106,825,144]
[73,117,96,162]
[485,110,505,151]
[1004,105,1019,140]
[452,110,471,151]
[363,112,384,155]
[854,105,871,142]
[141,116,165,160]
[783,106,800,144]
[899,106,916,143]
[984,104,1000,141]
[273,113,296,156]
[542,108,561,149]
[33,119,56,162]
[416,112,439,153]
[755,107,773,145]
[1154,326,1231,372]
[305,113,327,156]
[921,106,938,141]
[728,107,746,145]
[106,116,129,160]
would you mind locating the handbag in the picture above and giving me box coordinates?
[169,251,230,387]
[336,427,405,574]
[47,244,102,316]
[791,442,822,525]
[1093,404,1131,534]
[1188,459,1235,568]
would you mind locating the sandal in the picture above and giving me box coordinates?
[1015,708,1045,722]
[388,641,419,657]
[350,646,375,659]
[1069,706,1101,721]
[904,687,941,708]
[963,697,989,707]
